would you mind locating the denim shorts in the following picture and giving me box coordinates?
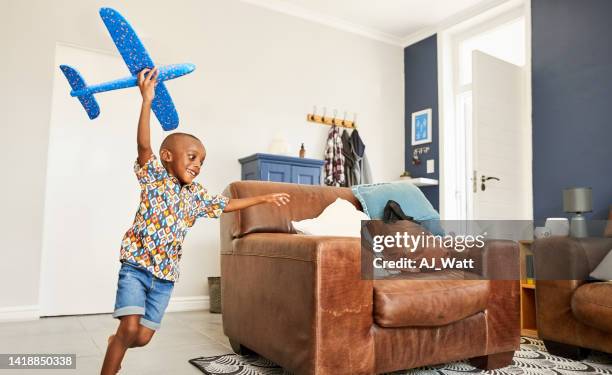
[112,261,174,330]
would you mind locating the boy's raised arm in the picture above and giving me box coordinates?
[136,67,158,167]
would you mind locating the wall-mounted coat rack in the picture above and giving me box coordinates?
[307,106,356,129]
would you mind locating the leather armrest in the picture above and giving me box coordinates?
[533,237,612,344]
[463,239,520,280]
[533,236,612,280]
[221,233,375,374]
[465,240,520,352]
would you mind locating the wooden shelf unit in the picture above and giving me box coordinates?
[519,240,538,337]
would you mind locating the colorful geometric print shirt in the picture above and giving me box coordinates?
[120,155,229,282]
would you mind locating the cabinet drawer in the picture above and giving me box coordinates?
[291,166,320,185]
[260,162,291,183]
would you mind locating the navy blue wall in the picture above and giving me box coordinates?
[532,0,612,220]
[404,35,439,210]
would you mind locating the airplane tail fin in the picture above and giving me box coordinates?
[59,65,100,120]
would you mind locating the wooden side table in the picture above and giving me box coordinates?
[519,240,538,337]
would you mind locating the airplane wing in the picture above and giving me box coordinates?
[99,8,154,75]
[152,82,179,131]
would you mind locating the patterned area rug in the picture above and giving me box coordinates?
[189,337,612,375]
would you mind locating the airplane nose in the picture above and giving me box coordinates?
[176,64,195,75]
[158,64,196,81]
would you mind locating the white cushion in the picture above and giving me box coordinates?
[291,198,369,237]
[590,249,612,281]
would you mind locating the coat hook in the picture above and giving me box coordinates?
[322,107,327,121]
[309,105,317,121]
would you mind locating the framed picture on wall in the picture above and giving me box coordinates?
[411,108,432,145]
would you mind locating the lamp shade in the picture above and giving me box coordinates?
[563,187,592,213]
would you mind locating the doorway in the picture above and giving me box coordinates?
[439,4,532,220]
[39,44,162,316]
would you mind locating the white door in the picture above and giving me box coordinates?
[40,44,162,316]
[470,50,529,220]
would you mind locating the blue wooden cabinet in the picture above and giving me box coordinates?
[239,153,324,185]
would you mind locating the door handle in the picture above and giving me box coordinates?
[481,175,500,191]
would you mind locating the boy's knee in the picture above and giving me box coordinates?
[117,323,140,346]
[132,334,153,348]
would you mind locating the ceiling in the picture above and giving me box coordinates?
[242,0,503,45]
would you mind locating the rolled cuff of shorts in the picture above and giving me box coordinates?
[112,306,145,318]
[140,317,161,331]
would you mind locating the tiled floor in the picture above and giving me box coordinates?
[0,310,232,374]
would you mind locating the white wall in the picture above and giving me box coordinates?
[0,0,403,317]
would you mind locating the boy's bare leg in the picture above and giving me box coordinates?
[109,327,155,349]
[100,315,141,374]
[129,325,155,348]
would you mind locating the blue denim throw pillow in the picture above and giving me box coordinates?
[351,182,443,235]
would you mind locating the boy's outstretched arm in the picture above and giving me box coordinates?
[223,193,291,213]
[136,67,159,167]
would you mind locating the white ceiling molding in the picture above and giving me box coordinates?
[241,0,522,49]
[401,0,515,46]
[240,0,404,46]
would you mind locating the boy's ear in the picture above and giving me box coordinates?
[160,148,173,162]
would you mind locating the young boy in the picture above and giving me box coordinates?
[100,67,290,374]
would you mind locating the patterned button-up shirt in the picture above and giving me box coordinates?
[324,125,345,187]
[120,155,229,282]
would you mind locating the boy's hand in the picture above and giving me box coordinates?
[138,67,158,103]
[262,193,291,207]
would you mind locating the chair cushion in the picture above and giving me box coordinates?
[291,198,369,237]
[373,274,489,328]
[351,182,443,235]
[572,282,612,333]
[590,249,612,281]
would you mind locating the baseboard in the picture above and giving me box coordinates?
[0,305,40,322]
[166,296,209,312]
[0,297,207,322]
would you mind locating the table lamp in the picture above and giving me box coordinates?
[563,187,592,238]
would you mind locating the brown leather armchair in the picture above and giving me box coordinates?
[534,236,612,358]
[220,181,520,374]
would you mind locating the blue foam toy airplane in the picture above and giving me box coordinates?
[59,7,195,131]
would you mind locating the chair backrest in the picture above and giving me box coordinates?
[220,181,361,248]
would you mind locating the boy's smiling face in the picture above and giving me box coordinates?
[160,133,206,185]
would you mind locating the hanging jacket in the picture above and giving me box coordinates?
[324,125,345,186]
[341,130,356,187]
[349,129,372,185]
[350,129,365,157]
[361,154,372,184]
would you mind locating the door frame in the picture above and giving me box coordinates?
[38,42,139,316]
[437,0,532,220]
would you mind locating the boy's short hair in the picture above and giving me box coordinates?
[159,132,202,153]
